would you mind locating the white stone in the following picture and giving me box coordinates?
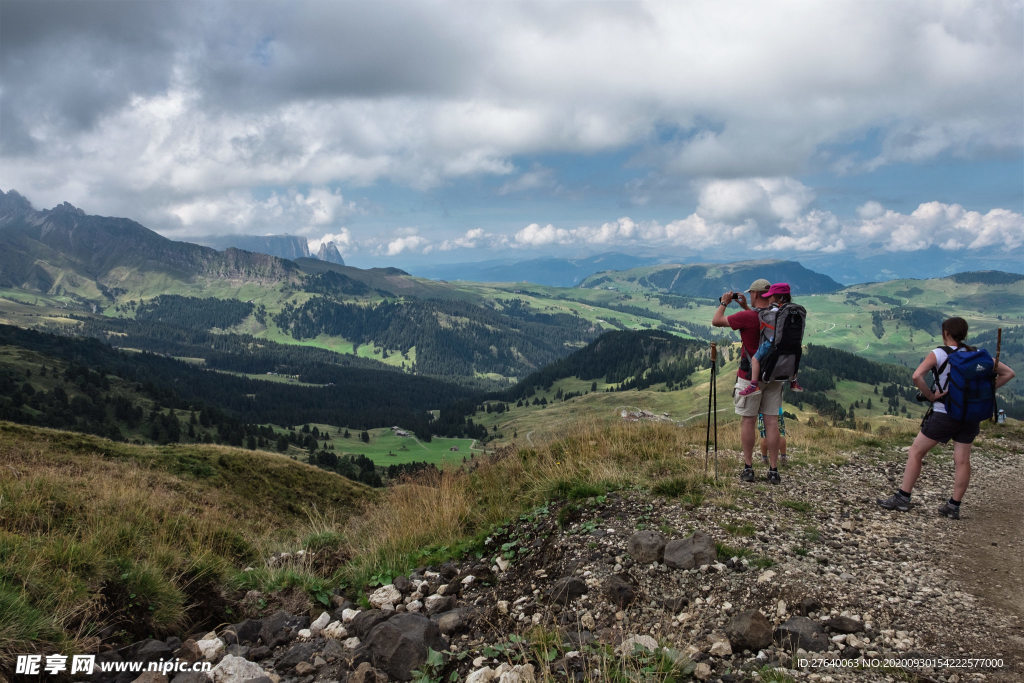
[581,612,596,630]
[297,628,312,639]
[407,600,423,612]
[344,637,361,649]
[496,663,536,682]
[342,608,360,623]
[462,575,476,586]
[495,557,510,572]
[709,634,732,657]
[497,600,510,614]
[369,584,402,608]
[310,611,331,634]
[757,570,777,584]
[210,654,270,683]
[197,637,225,661]
[777,600,788,617]
[694,662,712,680]
[425,594,448,612]
[466,667,497,683]
[323,621,347,639]
[617,635,658,655]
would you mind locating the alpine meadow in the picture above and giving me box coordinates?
[0,188,1022,681]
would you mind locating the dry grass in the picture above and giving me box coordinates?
[0,421,371,666]
[339,419,740,586]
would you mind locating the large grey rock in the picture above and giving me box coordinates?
[357,612,448,681]
[258,610,306,648]
[627,531,666,563]
[827,616,862,634]
[277,641,316,671]
[351,609,391,638]
[604,575,637,608]
[436,609,468,635]
[664,532,717,570]
[775,616,829,652]
[135,640,174,664]
[726,610,773,651]
[549,577,587,605]
[222,619,261,646]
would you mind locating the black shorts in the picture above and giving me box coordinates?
[921,411,981,444]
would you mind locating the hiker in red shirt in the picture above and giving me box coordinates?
[711,278,784,484]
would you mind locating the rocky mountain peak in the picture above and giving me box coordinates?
[317,240,346,266]
[0,188,34,221]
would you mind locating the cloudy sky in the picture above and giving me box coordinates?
[1,0,1022,269]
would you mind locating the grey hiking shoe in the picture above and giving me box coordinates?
[767,469,781,485]
[877,491,911,512]
[740,467,755,482]
[937,501,961,519]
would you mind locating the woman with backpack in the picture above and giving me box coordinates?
[878,317,1015,519]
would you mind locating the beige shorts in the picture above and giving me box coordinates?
[733,378,783,417]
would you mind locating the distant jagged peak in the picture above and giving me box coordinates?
[0,188,35,218]
[48,201,86,216]
[316,240,346,265]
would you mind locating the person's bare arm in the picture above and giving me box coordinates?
[712,293,734,327]
[995,361,1015,390]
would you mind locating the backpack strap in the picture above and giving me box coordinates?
[932,345,956,391]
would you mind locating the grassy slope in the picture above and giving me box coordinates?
[0,422,375,662]
[468,353,929,447]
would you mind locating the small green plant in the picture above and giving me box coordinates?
[757,665,798,682]
[781,499,812,512]
[721,521,756,537]
[411,648,447,683]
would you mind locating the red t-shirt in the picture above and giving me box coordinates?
[727,309,760,380]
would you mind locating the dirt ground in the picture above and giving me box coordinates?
[949,468,1024,680]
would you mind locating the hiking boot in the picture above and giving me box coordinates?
[877,491,911,512]
[740,467,755,483]
[789,379,805,392]
[937,501,961,519]
[737,383,761,397]
[767,469,781,485]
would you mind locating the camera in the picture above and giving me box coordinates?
[730,293,740,300]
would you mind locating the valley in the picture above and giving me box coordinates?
[1,191,1022,681]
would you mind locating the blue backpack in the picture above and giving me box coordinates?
[935,346,996,422]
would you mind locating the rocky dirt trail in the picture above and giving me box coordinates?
[94,431,1023,682]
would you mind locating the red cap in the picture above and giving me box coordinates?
[766,282,791,296]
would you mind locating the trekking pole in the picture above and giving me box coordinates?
[705,343,718,480]
[992,328,1002,423]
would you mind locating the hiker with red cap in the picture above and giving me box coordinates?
[712,278,785,484]
[738,282,805,398]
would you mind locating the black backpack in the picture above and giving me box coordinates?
[757,303,807,381]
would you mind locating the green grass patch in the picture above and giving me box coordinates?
[721,521,756,537]
[780,499,813,513]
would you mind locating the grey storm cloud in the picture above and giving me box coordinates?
[0,0,1020,258]
[0,0,195,151]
